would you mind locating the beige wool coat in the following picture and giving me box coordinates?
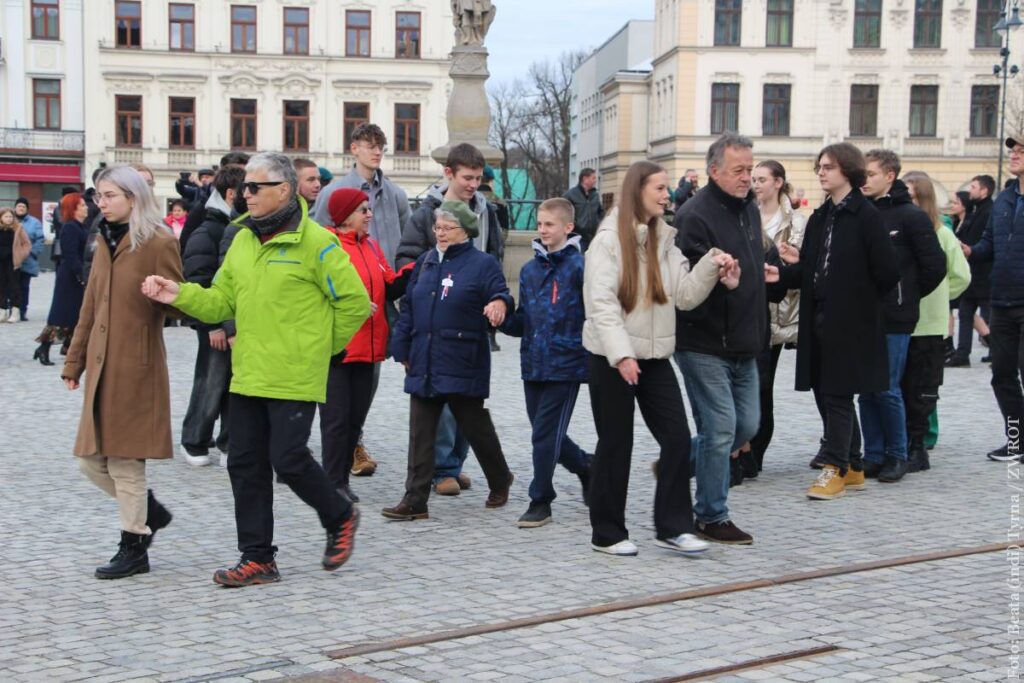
[62,228,183,459]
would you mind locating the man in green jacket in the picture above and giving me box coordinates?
[143,153,370,587]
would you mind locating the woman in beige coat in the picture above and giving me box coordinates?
[62,165,182,580]
[583,160,739,557]
[0,206,32,322]
[743,160,807,476]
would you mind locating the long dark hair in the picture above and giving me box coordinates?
[616,161,668,314]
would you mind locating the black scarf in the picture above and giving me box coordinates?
[247,198,301,237]
[100,221,129,253]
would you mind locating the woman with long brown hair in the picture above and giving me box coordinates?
[901,171,970,470]
[582,160,738,556]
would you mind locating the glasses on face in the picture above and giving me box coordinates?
[433,224,461,234]
[357,206,371,215]
[355,142,387,154]
[97,192,128,202]
[243,181,285,195]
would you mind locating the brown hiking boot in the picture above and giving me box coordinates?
[434,477,461,496]
[457,472,472,490]
[381,500,428,521]
[807,464,846,500]
[350,445,377,477]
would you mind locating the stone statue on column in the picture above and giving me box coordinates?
[432,0,503,166]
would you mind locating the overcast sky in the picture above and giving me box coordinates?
[484,1,654,86]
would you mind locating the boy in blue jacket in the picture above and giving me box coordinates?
[501,198,591,528]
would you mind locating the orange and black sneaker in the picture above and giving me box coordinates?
[213,558,281,587]
[323,506,360,570]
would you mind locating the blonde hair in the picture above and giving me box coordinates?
[539,197,575,226]
[902,171,942,233]
[0,207,20,232]
[94,165,167,250]
[616,161,668,313]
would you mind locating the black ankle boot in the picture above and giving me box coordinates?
[95,531,150,579]
[33,342,54,366]
[143,490,172,550]
[907,439,931,473]
[878,457,909,483]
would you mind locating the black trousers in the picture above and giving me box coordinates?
[18,270,31,317]
[0,261,21,309]
[990,306,1024,453]
[228,393,351,563]
[814,392,858,473]
[750,344,784,469]
[955,294,991,358]
[587,355,694,547]
[181,329,231,452]
[902,336,946,443]
[319,362,375,490]
[405,394,511,508]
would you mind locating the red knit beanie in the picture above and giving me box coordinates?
[328,188,369,228]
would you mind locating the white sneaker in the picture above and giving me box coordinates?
[181,450,211,467]
[654,533,709,555]
[592,540,639,556]
[7,309,20,323]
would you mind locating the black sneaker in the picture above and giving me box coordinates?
[878,457,908,483]
[95,531,150,580]
[945,355,970,368]
[862,460,883,478]
[517,502,552,528]
[695,520,753,545]
[988,445,1020,462]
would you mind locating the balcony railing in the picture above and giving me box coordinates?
[0,128,85,155]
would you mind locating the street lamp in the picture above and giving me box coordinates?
[994,0,1023,188]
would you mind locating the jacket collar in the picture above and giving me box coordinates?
[531,234,582,262]
[234,196,309,245]
[707,179,755,214]
[344,166,383,193]
[427,239,474,264]
[335,229,367,246]
[873,179,912,208]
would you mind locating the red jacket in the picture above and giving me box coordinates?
[329,228,410,363]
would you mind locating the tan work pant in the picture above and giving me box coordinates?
[79,456,151,535]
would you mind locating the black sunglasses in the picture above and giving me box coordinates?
[242,181,285,195]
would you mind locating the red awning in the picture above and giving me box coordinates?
[0,162,81,183]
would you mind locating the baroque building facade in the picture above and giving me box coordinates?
[573,0,1010,205]
[83,0,454,203]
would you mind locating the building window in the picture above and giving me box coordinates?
[346,10,371,57]
[115,1,142,48]
[394,103,420,154]
[169,4,195,51]
[283,7,309,55]
[33,79,61,130]
[396,12,421,58]
[231,6,257,53]
[853,0,882,48]
[909,85,938,137]
[849,84,879,137]
[344,102,370,148]
[231,99,257,150]
[283,100,309,151]
[976,0,1002,48]
[970,85,1000,137]
[714,0,742,46]
[766,0,793,47]
[710,83,739,134]
[762,84,791,136]
[169,97,196,148]
[116,95,143,147]
[913,0,943,48]
[31,0,60,40]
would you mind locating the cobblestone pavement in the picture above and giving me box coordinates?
[0,274,1014,682]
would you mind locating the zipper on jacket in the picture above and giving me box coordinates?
[897,281,903,305]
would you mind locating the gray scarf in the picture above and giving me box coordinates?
[247,198,301,236]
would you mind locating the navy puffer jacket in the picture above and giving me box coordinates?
[501,236,587,382]
[392,241,513,398]
[971,180,1024,307]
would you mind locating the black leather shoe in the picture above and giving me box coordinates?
[337,483,359,504]
[944,355,970,368]
[863,460,883,478]
[381,500,428,520]
[95,531,150,579]
[878,457,909,483]
[907,441,930,473]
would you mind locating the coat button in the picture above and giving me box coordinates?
[431,291,436,297]
[99,325,106,333]
[457,332,463,338]
[96,355,102,363]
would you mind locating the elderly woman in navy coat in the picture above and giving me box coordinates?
[383,200,515,520]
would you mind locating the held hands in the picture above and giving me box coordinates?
[616,358,641,385]
[209,329,228,351]
[483,299,507,327]
[764,264,781,283]
[777,243,801,265]
[141,275,180,304]
[713,253,741,290]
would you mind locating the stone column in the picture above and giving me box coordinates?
[431,46,504,166]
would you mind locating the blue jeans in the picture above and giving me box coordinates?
[433,405,469,481]
[524,381,590,504]
[675,351,760,525]
[858,333,910,464]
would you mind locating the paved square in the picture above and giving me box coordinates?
[0,273,1013,681]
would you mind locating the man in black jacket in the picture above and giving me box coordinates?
[179,166,246,465]
[179,153,250,255]
[948,174,995,366]
[857,149,946,482]
[562,168,603,249]
[674,133,780,546]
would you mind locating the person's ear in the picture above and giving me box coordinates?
[566,222,575,233]
[443,166,455,181]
